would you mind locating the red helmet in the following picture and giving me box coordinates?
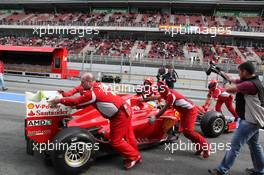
[144,77,154,85]
[208,80,218,90]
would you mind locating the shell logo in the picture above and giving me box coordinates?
[27,103,34,109]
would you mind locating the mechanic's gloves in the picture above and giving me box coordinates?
[148,116,156,125]
[48,97,61,108]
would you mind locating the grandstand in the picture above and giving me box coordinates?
[0,0,263,74]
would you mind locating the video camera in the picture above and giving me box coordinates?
[206,61,230,83]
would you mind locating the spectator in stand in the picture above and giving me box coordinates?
[0,60,7,91]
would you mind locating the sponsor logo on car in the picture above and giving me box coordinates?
[28,103,62,110]
[26,91,72,118]
[27,119,52,127]
[27,110,36,117]
[27,129,51,137]
[26,105,69,117]
[27,103,35,109]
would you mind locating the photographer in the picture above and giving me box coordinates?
[156,66,166,82]
[162,65,179,89]
[209,61,264,175]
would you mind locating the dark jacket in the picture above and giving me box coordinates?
[162,71,179,89]
[236,76,264,121]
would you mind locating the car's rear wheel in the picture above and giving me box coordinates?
[200,111,226,138]
[64,141,92,168]
[51,127,96,175]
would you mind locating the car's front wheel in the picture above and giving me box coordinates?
[200,111,226,138]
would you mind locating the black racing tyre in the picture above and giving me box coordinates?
[200,111,226,138]
[108,75,114,83]
[51,127,97,175]
[101,75,108,82]
[114,76,121,83]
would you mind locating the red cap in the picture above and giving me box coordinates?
[208,80,218,89]
[144,77,155,85]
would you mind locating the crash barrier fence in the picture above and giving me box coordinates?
[2,64,228,100]
[3,65,207,87]
[3,64,212,97]
[3,56,264,93]
[68,53,264,73]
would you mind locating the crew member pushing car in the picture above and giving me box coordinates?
[203,80,238,120]
[50,73,141,169]
[143,81,211,158]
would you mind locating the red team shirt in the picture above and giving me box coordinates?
[0,60,4,74]
[207,86,230,99]
[161,89,195,113]
[60,82,127,118]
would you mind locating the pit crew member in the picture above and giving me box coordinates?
[203,80,238,120]
[50,73,141,169]
[143,81,211,158]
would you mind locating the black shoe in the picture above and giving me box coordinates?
[246,168,264,175]
[208,169,227,175]
[246,168,256,174]
[2,87,7,91]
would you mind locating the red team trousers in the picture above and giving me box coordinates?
[179,107,209,150]
[215,96,238,118]
[109,109,140,161]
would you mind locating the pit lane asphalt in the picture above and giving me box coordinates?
[0,81,263,175]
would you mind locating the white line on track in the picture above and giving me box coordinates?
[0,99,24,104]
[0,91,24,96]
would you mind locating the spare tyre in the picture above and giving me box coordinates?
[108,75,114,83]
[114,76,121,83]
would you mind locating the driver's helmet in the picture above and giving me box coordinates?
[144,77,154,86]
[157,81,170,96]
[208,80,218,90]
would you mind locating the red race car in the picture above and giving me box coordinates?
[25,92,236,175]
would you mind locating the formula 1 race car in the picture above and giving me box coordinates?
[24,91,236,175]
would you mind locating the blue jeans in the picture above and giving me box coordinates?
[0,73,5,88]
[217,119,264,174]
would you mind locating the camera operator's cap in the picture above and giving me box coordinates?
[208,80,218,89]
